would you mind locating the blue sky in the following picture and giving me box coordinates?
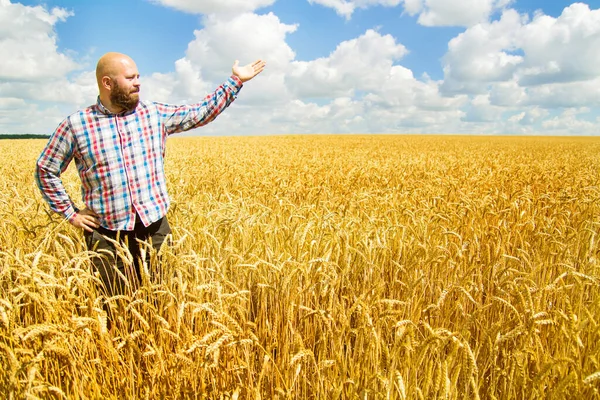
[1,0,599,135]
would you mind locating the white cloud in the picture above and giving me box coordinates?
[143,58,210,104]
[489,80,526,107]
[541,108,598,135]
[0,97,26,109]
[402,0,422,16]
[508,107,548,126]
[148,0,275,15]
[139,18,467,135]
[0,70,96,107]
[308,0,355,19]
[0,0,95,135]
[442,3,600,112]
[0,0,98,134]
[525,79,600,109]
[315,0,514,26]
[151,11,298,109]
[462,94,504,122]
[516,3,600,86]
[288,29,408,97]
[186,12,297,79]
[274,98,365,133]
[441,9,524,95]
[415,0,512,27]
[0,0,79,81]
[0,101,65,134]
[138,10,299,135]
[308,0,402,19]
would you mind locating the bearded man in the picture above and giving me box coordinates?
[35,52,266,295]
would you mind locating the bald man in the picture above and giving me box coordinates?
[36,52,266,295]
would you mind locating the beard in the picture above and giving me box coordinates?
[110,80,139,112]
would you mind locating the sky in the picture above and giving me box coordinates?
[1,0,600,136]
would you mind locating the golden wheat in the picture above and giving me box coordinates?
[0,135,599,399]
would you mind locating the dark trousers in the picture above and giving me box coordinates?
[84,215,171,296]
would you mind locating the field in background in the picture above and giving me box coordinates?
[1,135,599,399]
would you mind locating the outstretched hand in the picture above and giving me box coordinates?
[232,59,266,82]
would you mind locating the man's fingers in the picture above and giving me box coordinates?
[84,216,100,228]
[81,220,99,232]
[250,60,266,77]
[81,224,95,233]
[252,60,266,71]
[71,212,100,231]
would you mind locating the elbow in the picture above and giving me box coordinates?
[34,157,53,189]
[34,160,42,183]
[34,157,45,181]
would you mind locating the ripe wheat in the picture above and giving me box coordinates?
[0,135,599,398]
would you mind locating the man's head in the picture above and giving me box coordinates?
[96,52,140,113]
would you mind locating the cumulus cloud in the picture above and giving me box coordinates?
[186,12,297,78]
[0,100,66,134]
[0,0,79,81]
[311,0,513,25]
[0,70,96,106]
[128,1,600,135]
[462,94,504,122]
[441,9,524,95]
[442,3,600,112]
[288,29,408,97]
[165,12,298,108]
[149,0,275,15]
[508,107,548,126]
[308,0,402,20]
[402,0,422,15]
[524,79,600,109]
[489,80,526,107]
[271,98,367,133]
[137,10,299,134]
[0,0,96,134]
[138,12,467,135]
[516,3,600,86]
[541,108,598,135]
[0,0,97,108]
[172,23,467,135]
[142,59,210,104]
[414,0,513,27]
[308,0,355,19]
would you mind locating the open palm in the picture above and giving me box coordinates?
[232,59,266,82]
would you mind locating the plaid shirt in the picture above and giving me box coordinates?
[35,76,243,231]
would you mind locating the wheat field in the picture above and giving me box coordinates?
[0,135,599,399]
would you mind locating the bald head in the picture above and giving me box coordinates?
[96,52,141,113]
[96,52,137,86]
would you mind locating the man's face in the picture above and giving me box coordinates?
[110,78,139,112]
[110,62,140,112]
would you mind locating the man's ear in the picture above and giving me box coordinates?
[102,76,112,91]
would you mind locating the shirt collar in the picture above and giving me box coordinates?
[95,97,112,115]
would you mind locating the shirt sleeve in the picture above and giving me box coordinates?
[160,75,243,135]
[35,118,79,222]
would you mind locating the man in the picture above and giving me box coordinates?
[35,52,266,295]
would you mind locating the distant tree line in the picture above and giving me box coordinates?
[0,134,50,140]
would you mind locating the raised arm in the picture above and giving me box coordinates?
[162,59,266,135]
